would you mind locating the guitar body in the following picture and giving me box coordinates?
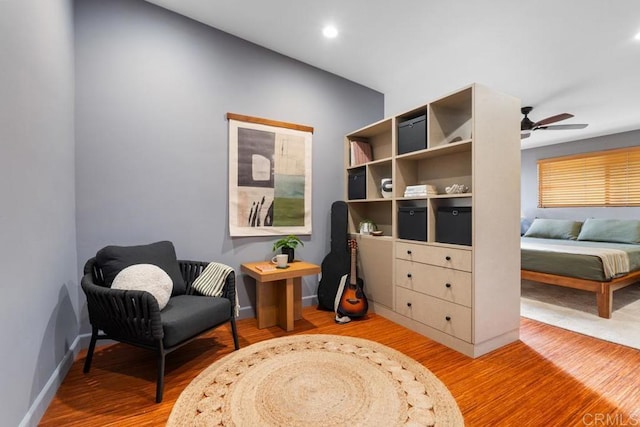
[337,275,368,318]
[337,240,368,318]
[317,201,350,311]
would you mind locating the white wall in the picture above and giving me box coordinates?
[0,0,78,426]
[521,129,640,220]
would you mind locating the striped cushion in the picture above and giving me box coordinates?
[191,262,234,297]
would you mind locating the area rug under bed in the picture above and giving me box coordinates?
[521,279,640,350]
[167,334,463,426]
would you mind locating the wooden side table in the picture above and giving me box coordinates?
[241,260,321,331]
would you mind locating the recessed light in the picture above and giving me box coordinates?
[322,25,338,39]
[635,31,640,41]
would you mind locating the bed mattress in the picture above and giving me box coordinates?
[521,237,640,281]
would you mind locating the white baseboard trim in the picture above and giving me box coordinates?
[20,296,320,426]
[19,333,91,427]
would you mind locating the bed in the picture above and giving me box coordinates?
[520,218,640,318]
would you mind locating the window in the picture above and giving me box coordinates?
[538,146,640,207]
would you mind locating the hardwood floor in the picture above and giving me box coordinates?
[39,307,640,426]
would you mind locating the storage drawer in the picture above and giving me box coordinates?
[395,259,472,307]
[395,287,471,342]
[396,242,472,272]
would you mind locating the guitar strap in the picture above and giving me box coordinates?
[334,274,351,324]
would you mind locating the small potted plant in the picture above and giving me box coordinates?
[358,219,377,235]
[272,234,304,263]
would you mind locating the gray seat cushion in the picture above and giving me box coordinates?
[161,295,231,348]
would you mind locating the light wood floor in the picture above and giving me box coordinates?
[39,307,640,426]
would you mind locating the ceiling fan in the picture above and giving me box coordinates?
[520,106,588,139]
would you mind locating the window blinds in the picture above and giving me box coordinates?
[538,146,640,207]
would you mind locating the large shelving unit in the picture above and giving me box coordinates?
[343,83,521,357]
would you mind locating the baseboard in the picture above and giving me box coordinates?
[19,333,91,427]
[21,297,321,426]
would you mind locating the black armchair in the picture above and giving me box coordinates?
[81,242,239,403]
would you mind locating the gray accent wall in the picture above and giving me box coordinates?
[74,0,383,321]
[1,0,382,424]
[0,0,77,426]
[521,129,640,221]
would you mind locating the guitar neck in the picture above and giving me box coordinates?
[350,245,357,285]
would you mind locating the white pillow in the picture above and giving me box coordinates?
[112,264,173,310]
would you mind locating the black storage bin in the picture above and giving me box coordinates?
[398,207,427,241]
[436,207,472,246]
[348,168,366,200]
[398,115,427,155]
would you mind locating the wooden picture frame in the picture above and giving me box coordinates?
[227,113,313,237]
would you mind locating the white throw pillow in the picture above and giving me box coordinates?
[112,264,173,310]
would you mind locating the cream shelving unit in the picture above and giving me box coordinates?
[344,83,521,357]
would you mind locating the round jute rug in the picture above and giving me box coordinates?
[167,334,464,426]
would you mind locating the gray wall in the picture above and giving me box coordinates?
[0,0,78,426]
[74,0,383,322]
[522,129,640,220]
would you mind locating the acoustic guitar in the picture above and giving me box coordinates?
[337,239,368,318]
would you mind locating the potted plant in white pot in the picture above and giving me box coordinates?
[272,235,304,263]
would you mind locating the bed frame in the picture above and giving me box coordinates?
[521,269,640,319]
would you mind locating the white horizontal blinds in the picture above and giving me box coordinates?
[538,146,640,207]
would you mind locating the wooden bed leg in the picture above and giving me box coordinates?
[596,285,612,319]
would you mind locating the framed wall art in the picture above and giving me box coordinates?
[227,113,313,237]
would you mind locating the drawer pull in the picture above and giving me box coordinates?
[407,273,412,278]
[407,250,412,255]
[445,316,451,321]
[445,283,452,288]
[407,302,412,307]
[445,256,451,261]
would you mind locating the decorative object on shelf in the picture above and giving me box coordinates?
[445,184,469,194]
[349,139,372,166]
[358,219,377,235]
[227,113,313,237]
[272,234,304,263]
[380,178,392,199]
[371,230,383,236]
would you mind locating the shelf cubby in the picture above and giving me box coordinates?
[346,118,393,166]
[346,199,392,236]
[395,149,472,197]
[429,86,473,147]
[367,160,393,199]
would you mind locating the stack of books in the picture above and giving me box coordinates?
[350,140,372,166]
[404,184,437,198]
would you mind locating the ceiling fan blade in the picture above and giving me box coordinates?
[537,124,589,130]
[534,113,574,127]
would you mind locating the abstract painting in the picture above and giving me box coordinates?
[228,115,312,237]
